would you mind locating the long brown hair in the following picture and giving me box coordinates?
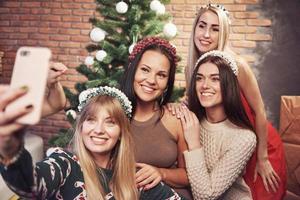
[73,95,138,200]
[188,56,254,131]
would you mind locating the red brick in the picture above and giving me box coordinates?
[38,41,60,47]
[72,9,94,16]
[0,8,10,14]
[225,5,247,11]
[41,2,62,8]
[51,9,72,15]
[9,33,28,39]
[59,42,81,48]
[21,2,41,8]
[248,19,272,26]
[0,27,18,33]
[235,0,259,3]
[82,4,97,9]
[2,2,21,7]
[49,22,72,28]
[246,34,272,41]
[231,19,247,26]
[0,21,9,26]
[71,23,91,29]
[39,28,59,34]
[232,26,257,33]
[71,35,89,42]
[20,15,41,21]
[62,16,82,22]
[31,8,51,15]
[229,33,245,40]
[30,34,50,40]
[59,29,80,35]
[41,15,62,22]
[17,39,38,46]
[231,41,256,48]
[11,8,32,14]
[235,12,259,19]
[74,0,94,2]
[10,21,30,26]
[20,27,39,33]
[62,3,82,9]
[50,35,71,41]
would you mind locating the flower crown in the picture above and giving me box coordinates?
[198,3,229,17]
[195,50,238,76]
[128,37,178,64]
[78,86,132,118]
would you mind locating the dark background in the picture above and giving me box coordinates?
[255,0,300,128]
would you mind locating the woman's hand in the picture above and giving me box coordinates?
[179,104,201,150]
[0,85,32,136]
[47,62,67,88]
[136,163,163,190]
[254,158,280,193]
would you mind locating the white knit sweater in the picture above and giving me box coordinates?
[184,119,256,200]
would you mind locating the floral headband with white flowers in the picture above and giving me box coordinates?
[194,50,238,76]
[78,86,132,118]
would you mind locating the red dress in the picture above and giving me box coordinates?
[241,93,287,200]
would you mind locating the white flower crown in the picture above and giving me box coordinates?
[195,50,238,76]
[78,86,132,118]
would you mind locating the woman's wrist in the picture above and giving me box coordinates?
[0,131,25,166]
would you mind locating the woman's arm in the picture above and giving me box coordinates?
[42,62,67,117]
[184,131,256,200]
[158,118,189,188]
[236,57,280,192]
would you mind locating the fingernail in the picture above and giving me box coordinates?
[20,86,28,91]
[26,105,33,110]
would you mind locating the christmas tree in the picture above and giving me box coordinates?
[49,0,185,147]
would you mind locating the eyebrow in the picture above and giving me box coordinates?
[198,20,219,27]
[197,73,220,76]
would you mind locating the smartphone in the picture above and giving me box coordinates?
[6,47,51,125]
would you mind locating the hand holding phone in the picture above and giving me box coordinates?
[6,47,51,125]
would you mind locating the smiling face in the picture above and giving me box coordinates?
[196,62,223,111]
[133,50,170,104]
[81,107,121,160]
[194,10,219,53]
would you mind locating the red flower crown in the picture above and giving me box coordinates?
[128,37,178,64]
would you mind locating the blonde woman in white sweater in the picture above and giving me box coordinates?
[179,51,257,200]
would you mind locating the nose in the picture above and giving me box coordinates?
[201,78,210,89]
[93,121,104,134]
[146,72,156,85]
[204,27,210,38]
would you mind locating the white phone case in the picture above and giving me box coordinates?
[7,47,51,125]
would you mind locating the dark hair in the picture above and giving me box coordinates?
[188,56,254,131]
[120,45,176,116]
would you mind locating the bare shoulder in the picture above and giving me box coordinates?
[161,107,182,140]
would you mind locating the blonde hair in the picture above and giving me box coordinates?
[186,5,230,87]
[73,95,138,200]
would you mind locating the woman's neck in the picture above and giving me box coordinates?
[92,153,111,169]
[134,100,159,122]
[205,106,227,123]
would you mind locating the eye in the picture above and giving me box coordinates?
[140,67,150,73]
[105,118,116,126]
[157,72,167,79]
[198,23,206,29]
[211,76,220,82]
[196,75,203,81]
[212,27,219,32]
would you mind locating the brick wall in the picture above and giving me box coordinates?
[0,0,272,146]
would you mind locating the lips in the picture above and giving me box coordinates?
[201,92,214,97]
[90,136,108,144]
[141,84,155,93]
[199,39,211,45]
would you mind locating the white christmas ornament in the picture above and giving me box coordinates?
[129,43,136,54]
[150,0,161,12]
[90,27,105,42]
[156,3,165,15]
[85,56,94,66]
[116,1,128,14]
[66,109,77,119]
[96,50,107,61]
[163,22,177,38]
